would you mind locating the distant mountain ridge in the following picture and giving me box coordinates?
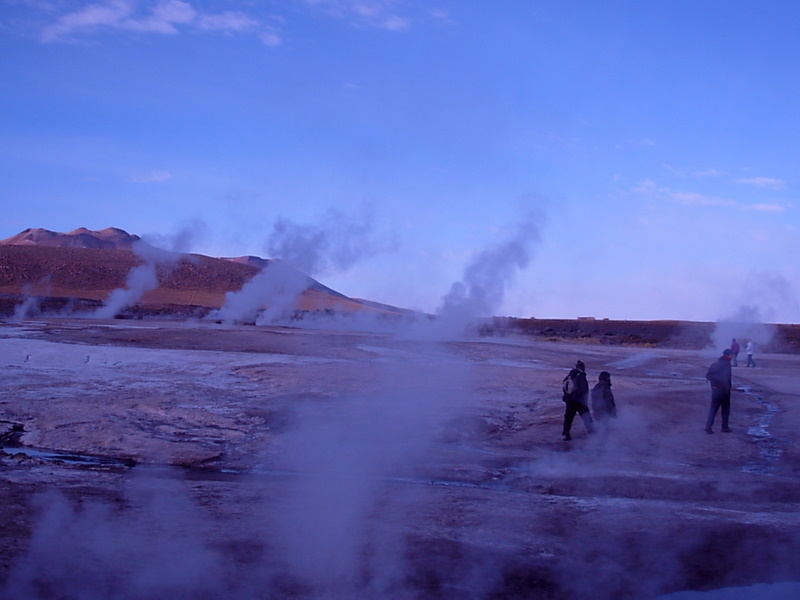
[0,227,409,318]
[0,227,141,250]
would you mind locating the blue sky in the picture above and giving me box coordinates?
[1,1,799,323]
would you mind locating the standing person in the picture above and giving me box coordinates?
[746,339,756,367]
[591,371,617,438]
[704,349,733,434]
[730,338,740,367]
[561,360,594,441]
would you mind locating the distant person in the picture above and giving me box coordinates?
[746,339,756,367]
[704,349,733,434]
[730,338,740,367]
[591,371,617,438]
[561,360,594,441]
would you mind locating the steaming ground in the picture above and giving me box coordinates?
[1,319,799,599]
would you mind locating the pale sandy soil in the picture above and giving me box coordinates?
[1,318,798,600]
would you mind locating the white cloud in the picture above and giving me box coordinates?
[197,11,258,32]
[124,0,195,35]
[39,0,281,45]
[745,203,787,213]
[664,164,724,179]
[631,179,659,194]
[618,138,655,149]
[670,191,734,207]
[630,179,793,215]
[630,180,741,209]
[152,0,195,24]
[259,29,282,46]
[380,15,409,30]
[299,0,411,31]
[736,176,786,190]
[131,170,172,183]
[30,0,435,44]
[41,0,132,42]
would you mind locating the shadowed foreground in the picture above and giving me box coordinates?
[1,319,799,599]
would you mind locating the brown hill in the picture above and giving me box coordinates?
[0,228,406,319]
[1,227,141,250]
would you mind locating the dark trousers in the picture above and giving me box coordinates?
[563,400,594,435]
[746,354,755,367]
[705,388,731,430]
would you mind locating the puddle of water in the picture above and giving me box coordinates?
[1,445,136,469]
[739,386,784,475]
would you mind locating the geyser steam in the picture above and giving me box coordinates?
[93,222,205,319]
[417,210,544,339]
[708,271,799,353]
[216,206,394,325]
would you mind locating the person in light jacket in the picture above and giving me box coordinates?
[745,339,756,367]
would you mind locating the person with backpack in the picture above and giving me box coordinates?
[704,349,733,434]
[561,360,594,441]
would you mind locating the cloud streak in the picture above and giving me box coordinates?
[33,0,430,44]
[632,180,791,213]
[744,203,787,213]
[131,170,172,183]
[670,191,735,207]
[40,0,281,45]
[736,176,786,190]
[631,180,736,208]
[299,0,411,30]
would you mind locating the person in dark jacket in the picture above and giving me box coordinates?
[561,360,594,441]
[591,371,617,424]
[705,349,733,434]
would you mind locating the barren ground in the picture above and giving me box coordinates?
[1,318,799,599]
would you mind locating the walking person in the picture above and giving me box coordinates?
[730,338,740,367]
[561,360,594,441]
[746,339,756,367]
[591,371,617,440]
[705,349,733,434]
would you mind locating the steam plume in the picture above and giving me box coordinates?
[93,241,171,319]
[216,205,395,325]
[414,210,544,340]
[93,222,205,319]
[268,206,392,275]
[214,260,309,324]
[265,346,472,595]
[3,478,224,599]
[10,285,43,323]
[708,272,798,353]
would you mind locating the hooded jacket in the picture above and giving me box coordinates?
[591,379,617,418]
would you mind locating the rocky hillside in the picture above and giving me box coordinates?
[0,228,406,318]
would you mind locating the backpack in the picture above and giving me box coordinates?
[563,372,578,396]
